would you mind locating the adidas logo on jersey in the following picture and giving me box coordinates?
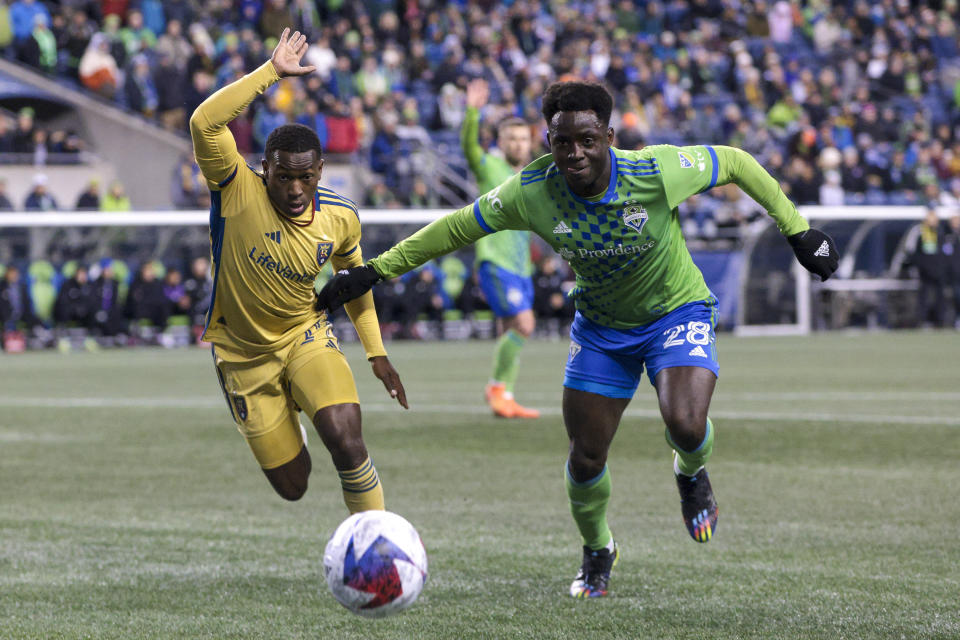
[553,221,573,234]
[688,345,708,358]
[814,240,830,257]
[265,230,282,244]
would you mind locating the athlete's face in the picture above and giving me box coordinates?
[262,150,323,218]
[498,124,532,169]
[547,110,613,197]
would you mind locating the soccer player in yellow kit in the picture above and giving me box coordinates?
[190,29,407,512]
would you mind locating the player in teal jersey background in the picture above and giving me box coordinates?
[317,81,839,599]
[462,79,539,419]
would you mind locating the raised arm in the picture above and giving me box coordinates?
[189,28,315,187]
[461,79,489,175]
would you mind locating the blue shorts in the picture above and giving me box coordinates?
[477,262,534,318]
[563,298,720,399]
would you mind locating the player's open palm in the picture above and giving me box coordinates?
[271,28,315,78]
[466,78,489,109]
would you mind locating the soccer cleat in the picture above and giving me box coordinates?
[569,541,619,598]
[485,383,540,419]
[485,382,514,418]
[505,398,540,419]
[675,457,718,543]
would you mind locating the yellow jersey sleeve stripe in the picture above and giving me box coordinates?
[316,186,358,208]
[203,191,225,335]
[217,165,239,188]
[316,199,360,220]
[335,245,358,257]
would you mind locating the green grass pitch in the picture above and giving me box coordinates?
[1,332,958,639]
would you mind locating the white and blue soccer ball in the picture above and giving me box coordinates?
[323,510,428,618]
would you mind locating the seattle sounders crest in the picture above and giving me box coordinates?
[622,201,648,233]
[317,242,334,267]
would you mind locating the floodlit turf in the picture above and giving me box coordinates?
[1,331,958,639]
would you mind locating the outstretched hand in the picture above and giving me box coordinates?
[370,356,408,409]
[271,28,316,78]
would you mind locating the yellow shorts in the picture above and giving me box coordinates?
[212,319,360,470]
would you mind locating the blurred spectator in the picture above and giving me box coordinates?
[125,261,169,329]
[79,32,120,98]
[30,127,47,166]
[23,174,58,210]
[183,70,215,123]
[0,115,13,154]
[75,179,101,210]
[0,5,10,52]
[0,265,38,331]
[910,207,947,327]
[53,264,95,328]
[124,53,159,117]
[162,267,189,316]
[944,213,960,327]
[819,170,845,206]
[18,12,56,73]
[370,112,400,189]
[154,51,186,130]
[90,260,124,336]
[785,157,821,205]
[295,99,329,150]
[260,0,293,41]
[182,256,212,326]
[0,178,14,210]
[533,257,573,320]
[172,155,209,209]
[455,271,489,318]
[12,107,35,153]
[155,19,191,70]
[101,181,131,211]
[252,93,287,152]
[9,0,50,46]
[118,9,156,59]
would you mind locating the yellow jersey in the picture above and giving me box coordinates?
[190,61,386,357]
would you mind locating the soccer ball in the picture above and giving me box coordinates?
[323,510,428,618]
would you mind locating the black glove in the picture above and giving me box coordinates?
[315,265,382,312]
[788,228,839,281]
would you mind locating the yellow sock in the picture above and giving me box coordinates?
[338,457,385,513]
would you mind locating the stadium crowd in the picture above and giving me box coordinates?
[3,0,960,350]
[1,1,960,227]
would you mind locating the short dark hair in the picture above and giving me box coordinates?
[264,123,323,160]
[541,82,613,127]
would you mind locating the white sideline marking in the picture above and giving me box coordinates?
[0,396,956,426]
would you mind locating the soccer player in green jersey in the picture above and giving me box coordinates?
[462,78,539,419]
[317,82,838,597]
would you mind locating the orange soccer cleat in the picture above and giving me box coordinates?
[484,383,540,419]
[505,398,540,419]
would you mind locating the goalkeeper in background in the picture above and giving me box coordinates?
[317,81,839,598]
[462,78,539,419]
[190,29,407,513]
